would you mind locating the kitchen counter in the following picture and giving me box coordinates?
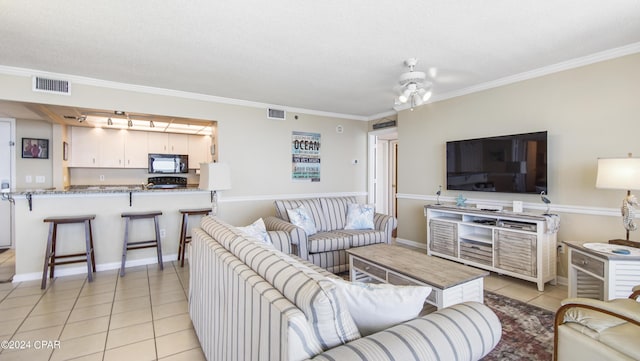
[10,184,212,282]
[10,184,203,195]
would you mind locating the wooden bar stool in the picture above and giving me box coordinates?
[41,215,96,289]
[120,211,163,276]
[178,208,212,267]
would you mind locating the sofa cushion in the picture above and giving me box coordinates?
[320,196,357,231]
[308,231,351,253]
[329,278,432,336]
[344,203,375,230]
[275,198,328,231]
[236,218,272,244]
[287,205,318,236]
[339,229,386,247]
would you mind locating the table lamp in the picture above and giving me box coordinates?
[199,162,231,216]
[596,154,640,248]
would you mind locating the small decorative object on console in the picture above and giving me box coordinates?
[455,194,467,207]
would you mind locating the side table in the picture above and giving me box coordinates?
[565,240,640,300]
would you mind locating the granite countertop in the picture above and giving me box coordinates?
[10,184,204,196]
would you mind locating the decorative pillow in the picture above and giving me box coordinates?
[344,203,375,230]
[329,278,431,336]
[286,205,317,235]
[236,218,272,244]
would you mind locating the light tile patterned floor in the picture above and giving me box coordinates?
[0,247,567,360]
[0,251,204,361]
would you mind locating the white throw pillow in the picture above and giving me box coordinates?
[329,278,431,336]
[237,218,272,244]
[286,205,317,235]
[344,203,375,230]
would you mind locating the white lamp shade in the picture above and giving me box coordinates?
[596,157,640,190]
[199,163,232,191]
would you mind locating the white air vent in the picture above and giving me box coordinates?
[267,108,286,120]
[32,76,71,95]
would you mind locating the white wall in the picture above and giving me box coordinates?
[395,52,640,277]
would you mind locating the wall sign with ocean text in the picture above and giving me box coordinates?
[292,131,320,182]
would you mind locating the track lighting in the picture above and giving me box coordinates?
[107,117,113,125]
[127,118,133,127]
[150,121,155,128]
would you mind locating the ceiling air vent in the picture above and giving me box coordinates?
[32,76,71,95]
[267,108,286,120]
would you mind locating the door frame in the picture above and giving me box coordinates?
[0,117,16,249]
[367,127,397,216]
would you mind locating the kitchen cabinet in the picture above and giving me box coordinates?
[148,133,188,154]
[124,131,148,168]
[425,204,558,291]
[98,129,125,167]
[70,126,209,169]
[70,127,99,167]
[187,135,212,169]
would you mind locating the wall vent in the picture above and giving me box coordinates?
[267,108,286,120]
[32,76,71,95]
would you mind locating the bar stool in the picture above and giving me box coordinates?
[120,211,163,276]
[177,208,212,267]
[41,215,96,289]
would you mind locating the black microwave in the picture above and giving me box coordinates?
[148,154,189,174]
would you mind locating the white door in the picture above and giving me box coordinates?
[0,118,16,248]
[368,128,398,217]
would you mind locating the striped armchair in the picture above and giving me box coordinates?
[264,196,397,273]
[189,216,501,361]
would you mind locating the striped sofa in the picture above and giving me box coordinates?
[264,196,397,273]
[189,216,502,361]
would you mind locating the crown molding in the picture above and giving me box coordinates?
[0,65,369,122]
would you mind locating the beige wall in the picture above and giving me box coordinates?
[15,119,54,189]
[395,53,640,278]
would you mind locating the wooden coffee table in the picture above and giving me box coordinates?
[347,244,488,310]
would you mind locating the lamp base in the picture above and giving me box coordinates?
[608,239,640,249]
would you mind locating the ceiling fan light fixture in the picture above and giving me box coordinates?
[398,94,408,103]
[394,58,434,110]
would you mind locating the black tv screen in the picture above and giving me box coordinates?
[446,131,548,194]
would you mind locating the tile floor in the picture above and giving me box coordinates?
[0,248,567,360]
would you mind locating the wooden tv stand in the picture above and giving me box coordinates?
[425,204,559,291]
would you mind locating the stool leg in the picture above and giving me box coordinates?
[84,220,94,282]
[177,213,186,262]
[120,217,130,277]
[41,222,54,290]
[180,214,189,267]
[154,215,163,271]
[88,220,96,273]
[49,223,58,280]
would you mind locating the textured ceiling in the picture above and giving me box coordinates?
[1,0,639,119]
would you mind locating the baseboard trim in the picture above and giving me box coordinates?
[395,237,427,250]
[12,254,178,283]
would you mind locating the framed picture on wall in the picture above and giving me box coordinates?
[22,138,49,159]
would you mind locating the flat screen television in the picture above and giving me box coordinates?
[446,131,548,194]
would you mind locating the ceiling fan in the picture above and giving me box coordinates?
[394,58,434,111]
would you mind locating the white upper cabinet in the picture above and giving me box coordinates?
[148,133,188,154]
[124,131,148,168]
[98,129,125,167]
[187,135,211,169]
[70,126,209,169]
[70,127,100,167]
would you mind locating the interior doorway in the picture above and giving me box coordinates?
[368,128,398,219]
[0,118,16,249]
